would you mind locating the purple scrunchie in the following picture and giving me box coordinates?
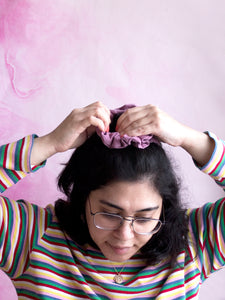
[96,104,160,149]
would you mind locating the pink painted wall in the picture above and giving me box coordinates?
[0,1,225,299]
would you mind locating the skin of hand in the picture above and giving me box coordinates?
[31,101,111,165]
[31,102,214,168]
[116,104,215,167]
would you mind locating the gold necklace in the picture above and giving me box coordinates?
[113,265,126,284]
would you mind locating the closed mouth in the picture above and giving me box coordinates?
[107,242,133,254]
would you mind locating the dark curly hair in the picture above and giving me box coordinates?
[55,115,189,267]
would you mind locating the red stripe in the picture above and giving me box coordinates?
[29,263,78,281]
[19,138,25,171]
[203,209,214,258]
[7,203,24,274]
[159,283,184,294]
[34,247,72,265]
[194,208,204,251]
[209,146,225,175]
[3,144,9,168]
[30,207,36,249]
[212,201,225,262]
[12,170,22,180]
[16,277,89,296]
[185,273,200,284]
[187,290,199,299]
[1,198,10,262]
[0,180,7,190]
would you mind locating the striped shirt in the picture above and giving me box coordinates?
[0,132,225,299]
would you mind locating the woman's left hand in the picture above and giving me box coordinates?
[116,104,215,166]
[116,105,188,147]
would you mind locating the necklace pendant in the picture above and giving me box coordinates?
[113,274,123,284]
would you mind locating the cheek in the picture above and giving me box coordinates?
[85,211,108,243]
[137,235,152,248]
[88,225,110,247]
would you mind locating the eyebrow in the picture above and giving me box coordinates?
[99,200,159,213]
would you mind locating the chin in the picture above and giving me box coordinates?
[101,243,137,262]
[105,253,132,262]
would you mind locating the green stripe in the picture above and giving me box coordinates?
[17,289,58,300]
[1,198,13,268]
[212,154,225,176]
[15,139,22,170]
[5,169,19,183]
[0,144,6,166]
[9,203,27,277]
[30,260,79,279]
[18,274,90,295]
[34,244,74,264]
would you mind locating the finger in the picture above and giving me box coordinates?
[116,106,141,130]
[85,101,111,131]
[119,118,155,137]
[117,105,156,134]
[116,105,153,132]
[80,115,106,133]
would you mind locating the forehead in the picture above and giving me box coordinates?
[89,180,162,211]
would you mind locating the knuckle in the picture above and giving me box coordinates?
[150,105,158,114]
[87,115,93,123]
[70,108,80,120]
[136,126,145,135]
[94,100,103,107]
[146,104,153,110]
[95,106,102,115]
[123,110,132,122]
[71,108,79,115]
[133,120,139,128]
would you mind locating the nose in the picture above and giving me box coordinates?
[114,219,134,240]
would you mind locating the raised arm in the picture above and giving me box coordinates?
[116,105,215,167]
[31,101,111,165]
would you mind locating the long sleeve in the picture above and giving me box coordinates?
[0,135,49,278]
[0,135,45,192]
[198,131,225,189]
[0,196,52,278]
[187,132,225,282]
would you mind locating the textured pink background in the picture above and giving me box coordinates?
[0,1,225,299]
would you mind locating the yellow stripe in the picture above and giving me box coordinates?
[15,281,77,299]
[203,147,222,174]
[10,201,20,253]
[7,142,15,170]
[0,169,12,187]
[23,135,31,172]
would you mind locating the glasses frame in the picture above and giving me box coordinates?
[88,199,165,235]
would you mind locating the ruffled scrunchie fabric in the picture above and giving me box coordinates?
[96,104,160,149]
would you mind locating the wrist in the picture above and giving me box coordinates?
[181,130,215,167]
[31,134,57,165]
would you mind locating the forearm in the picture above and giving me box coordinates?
[0,135,46,192]
[31,134,57,166]
[180,127,215,167]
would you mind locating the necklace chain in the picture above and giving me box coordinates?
[113,265,126,284]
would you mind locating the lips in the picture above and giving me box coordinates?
[107,243,133,255]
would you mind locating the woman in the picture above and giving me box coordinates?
[0,101,224,299]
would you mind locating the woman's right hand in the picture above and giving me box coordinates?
[31,101,111,165]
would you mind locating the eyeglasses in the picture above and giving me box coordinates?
[88,200,165,235]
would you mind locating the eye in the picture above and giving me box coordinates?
[135,218,152,224]
[101,213,121,221]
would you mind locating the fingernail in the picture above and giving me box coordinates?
[115,125,118,131]
[106,125,109,132]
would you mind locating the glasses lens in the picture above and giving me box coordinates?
[94,213,122,230]
[133,218,162,234]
